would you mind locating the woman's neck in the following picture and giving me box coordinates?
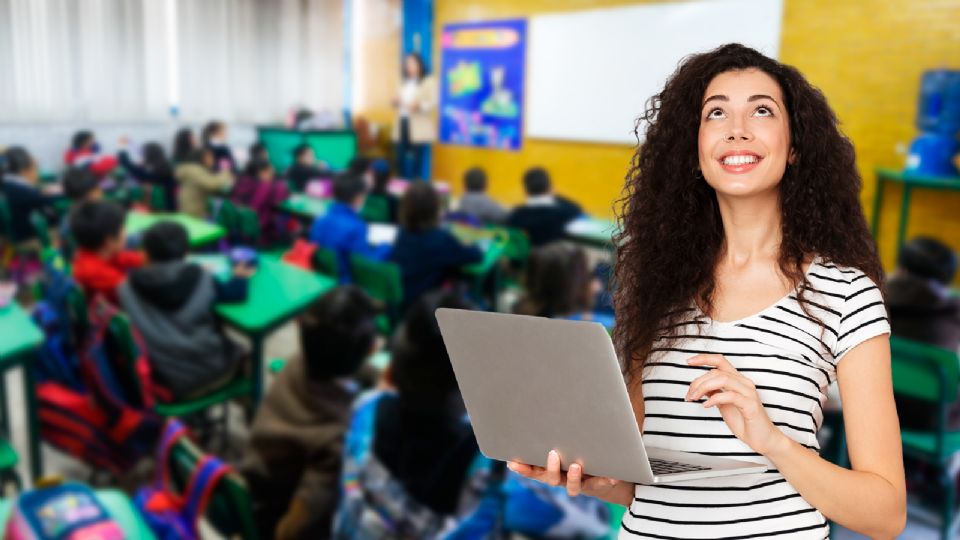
[715,189,782,267]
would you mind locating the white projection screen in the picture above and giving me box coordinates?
[526,0,784,145]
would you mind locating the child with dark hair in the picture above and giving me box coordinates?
[247,142,269,172]
[243,285,380,540]
[202,120,237,173]
[515,242,594,319]
[505,167,582,246]
[0,146,58,243]
[117,139,177,211]
[62,167,102,203]
[887,236,960,430]
[69,200,145,304]
[334,290,609,538]
[172,128,197,163]
[64,130,118,178]
[118,221,252,400]
[232,158,290,245]
[309,173,391,282]
[390,182,481,312]
[364,159,399,223]
[285,144,330,192]
[458,166,506,224]
[174,147,234,219]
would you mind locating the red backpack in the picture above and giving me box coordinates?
[37,297,166,474]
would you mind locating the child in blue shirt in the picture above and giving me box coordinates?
[309,173,391,282]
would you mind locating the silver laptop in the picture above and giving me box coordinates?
[435,309,768,484]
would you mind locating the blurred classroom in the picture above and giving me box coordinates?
[0,0,959,538]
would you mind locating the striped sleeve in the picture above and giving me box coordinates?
[832,274,890,362]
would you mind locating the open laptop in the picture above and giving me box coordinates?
[435,309,768,484]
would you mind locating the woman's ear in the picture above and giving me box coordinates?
[788,147,798,165]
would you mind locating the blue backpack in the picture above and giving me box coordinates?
[135,420,234,540]
[4,482,124,540]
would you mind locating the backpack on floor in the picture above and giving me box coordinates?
[37,298,163,475]
[4,482,124,540]
[135,420,234,540]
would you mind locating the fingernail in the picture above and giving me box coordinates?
[549,450,558,459]
[506,462,517,472]
[571,464,580,473]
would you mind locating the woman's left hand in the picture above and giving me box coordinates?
[685,354,788,456]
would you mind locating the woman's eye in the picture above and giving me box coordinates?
[754,106,773,117]
[706,108,725,120]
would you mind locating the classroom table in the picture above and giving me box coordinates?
[0,303,43,481]
[276,193,331,221]
[0,489,156,538]
[191,255,336,409]
[870,167,960,254]
[564,216,619,249]
[125,212,225,248]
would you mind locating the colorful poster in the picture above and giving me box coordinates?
[438,19,526,150]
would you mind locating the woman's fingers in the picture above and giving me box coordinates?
[687,353,735,372]
[545,450,563,487]
[701,390,747,409]
[687,372,754,402]
[566,462,583,497]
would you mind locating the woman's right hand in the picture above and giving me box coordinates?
[507,450,634,506]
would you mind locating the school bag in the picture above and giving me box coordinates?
[37,297,165,475]
[4,482,124,540]
[134,419,234,540]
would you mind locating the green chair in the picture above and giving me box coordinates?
[311,245,340,278]
[168,436,258,540]
[149,186,169,212]
[0,437,21,494]
[349,254,403,334]
[29,211,51,249]
[360,195,391,223]
[891,336,960,539]
[496,226,530,266]
[106,313,252,421]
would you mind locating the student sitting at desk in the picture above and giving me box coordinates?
[515,242,595,319]
[0,146,59,245]
[202,120,237,174]
[458,166,506,224]
[117,139,177,211]
[364,159,399,223]
[334,291,610,539]
[309,173,391,283]
[233,158,290,245]
[505,167,582,247]
[390,182,482,314]
[286,144,331,193]
[70,200,145,305]
[64,130,117,178]
[887,236,960,430]
[58,166,104,251]
[174,147,234,220]
[172,128,197,163]
[118,221,252,401]
[243,285,379,540]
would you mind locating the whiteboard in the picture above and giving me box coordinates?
[526,0,784,145]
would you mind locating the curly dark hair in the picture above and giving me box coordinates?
[612,43,883,381]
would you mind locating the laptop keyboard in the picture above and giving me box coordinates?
[650,458,712,475]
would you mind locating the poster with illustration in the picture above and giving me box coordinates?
[439,19,526,150]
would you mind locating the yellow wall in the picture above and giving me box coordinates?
[425,0,960,280]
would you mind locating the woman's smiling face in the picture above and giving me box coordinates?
[698,68,793,198]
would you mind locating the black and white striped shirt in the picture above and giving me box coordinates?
[622,258,890,539]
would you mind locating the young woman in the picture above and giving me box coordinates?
[509,44,905,539]
[391,53,437,180]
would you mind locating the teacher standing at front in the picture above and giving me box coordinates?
[392,53,438,181]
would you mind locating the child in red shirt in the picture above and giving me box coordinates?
[64,130,118,178]
[69,200,144,305]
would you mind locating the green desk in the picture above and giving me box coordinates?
[448,224,508,310]
[0,304,43,481]
[871,167,960,253]
[192,255,336,409]
[125,212,225,248]
[565,216,619,248]
[277,194,331,222]
[0,489,156,538]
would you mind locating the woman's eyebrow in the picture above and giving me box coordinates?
[748,94,779,105]
[701,95,727,108]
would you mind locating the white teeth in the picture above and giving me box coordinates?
[722,155,759,166]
